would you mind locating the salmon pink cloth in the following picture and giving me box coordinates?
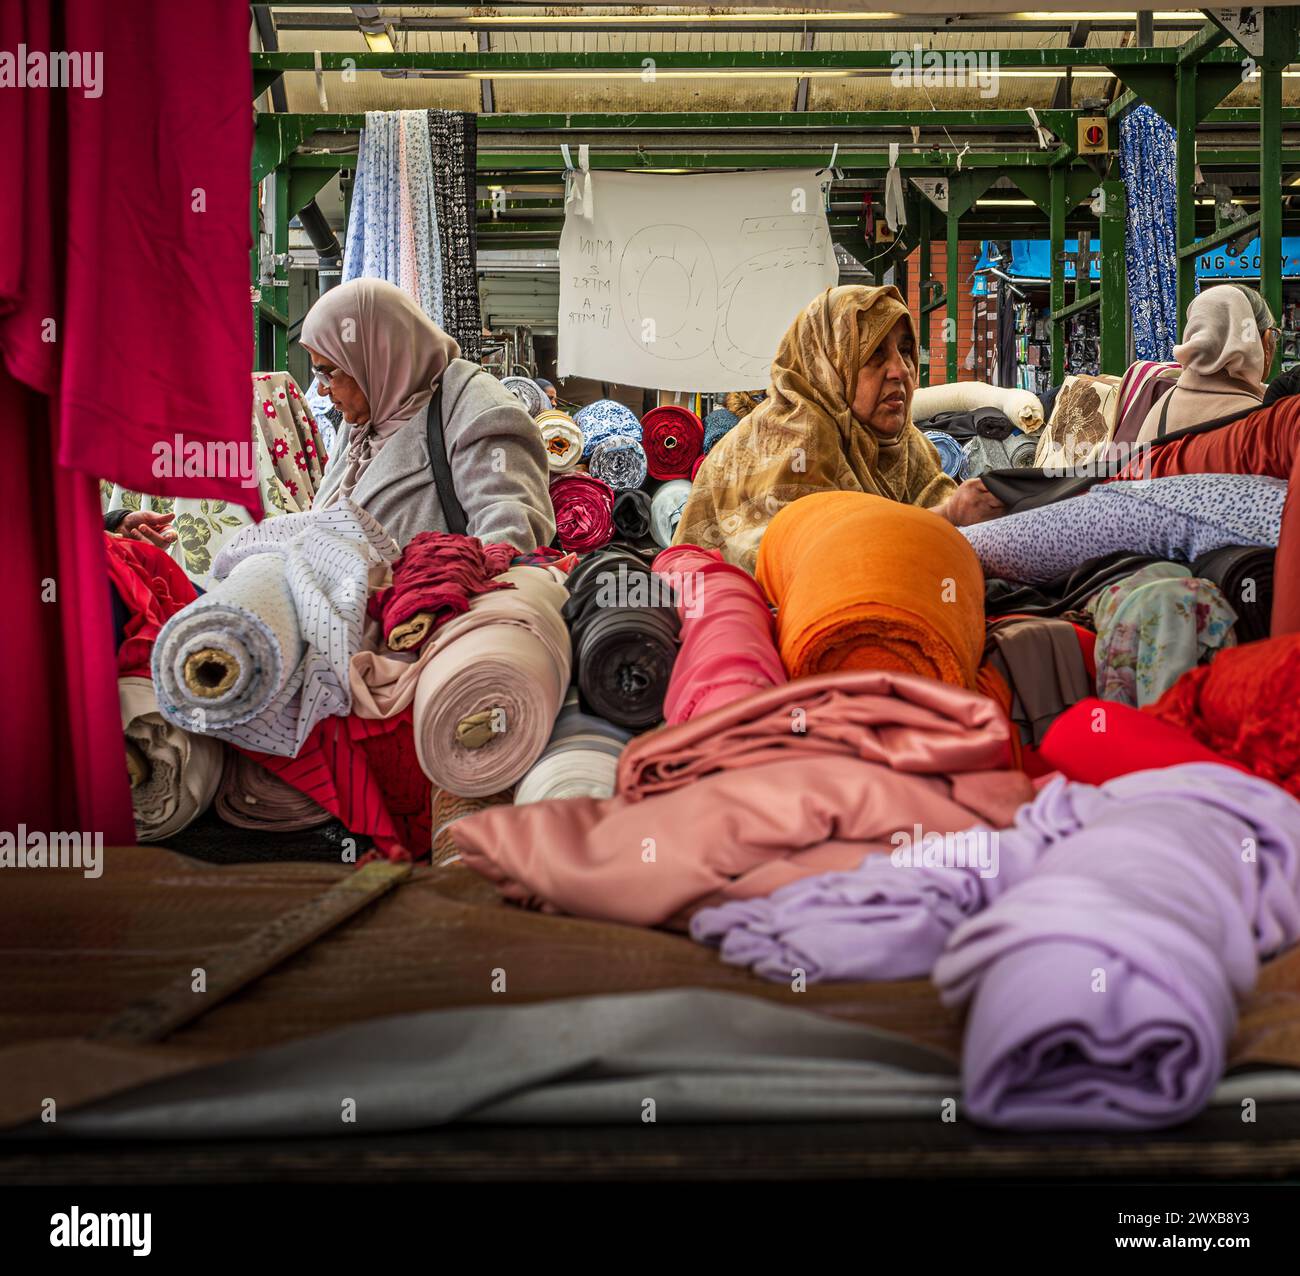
[1146,634,1300,797]
[453,671,1033,927]
[368,531,517,648]
[757,490,985,688]
[651,545,785,725]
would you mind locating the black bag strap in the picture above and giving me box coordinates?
[425,378,468,536]
[1155,392,1173,440]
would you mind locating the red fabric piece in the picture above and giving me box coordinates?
[1069,623,1097,681]
[691,454,706,480]
[641,406,705,480]
[0,0,249,839]
[1112,397,1300,634]
[549,473,615,552]
[368,532,517,645]
[102,534,199,678]
[1146,634,1300,797]
[236,708,433,863]
[1039,696,1250,787]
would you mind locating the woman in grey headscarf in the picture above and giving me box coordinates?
[302,279,555,550]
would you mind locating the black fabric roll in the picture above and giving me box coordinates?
[561,548,681,730]
[985,551,1164,619]
[1190,545,1275,643]
[612,488,653,542]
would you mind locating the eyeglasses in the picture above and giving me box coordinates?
[312,365,339,388]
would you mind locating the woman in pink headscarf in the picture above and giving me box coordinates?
[302,279,555,550]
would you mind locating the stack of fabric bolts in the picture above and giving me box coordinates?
[574,398,642,459]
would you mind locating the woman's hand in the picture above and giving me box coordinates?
[936,478,1005,527]
[117,510,178,547]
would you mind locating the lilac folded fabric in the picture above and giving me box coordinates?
[933,763,1300,1130]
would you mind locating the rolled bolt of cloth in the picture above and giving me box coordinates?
[650,479,694,549]
[574,398,642,459]
[534,409,583,473]
[119,677,224,842]
[513,692,633,805]
[612,488,654,542]
[407,565,573,796]
[549,473,615,553]
[924,430,970,480]
[214,749,333,832]
[562,548,681,730]
[641,405,704,480]
[1147,633,1300,798]
[588,434,648,491]
[451,669,1032,927]
[649,545,785,726]
[432,787,515,862]
[703,406,741,453]
[150,501,401,756]
[757,490,985,689]
[368,531,518,653]
[933,764,1300,1129]
[1191,545,1275,644]
[500,375,548,418]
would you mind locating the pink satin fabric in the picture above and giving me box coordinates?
[453,672,1034,928]
[652,545,786,725]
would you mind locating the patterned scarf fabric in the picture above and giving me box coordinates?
[427,109,481,361]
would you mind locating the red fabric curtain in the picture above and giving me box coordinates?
[0,0,253,835]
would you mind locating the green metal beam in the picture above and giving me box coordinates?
[1175,59,1198,324]
[252,48,1245,72]
[1051,292,1101,322]
[1261,8,1300,369]
[287,168,335,217]
[1177,211,1263,258]
[1099,178,1127,376]
[1049,165,1065,384]
[273,165,290,370]
[1176,20,1230,66]
[918,199,932,388]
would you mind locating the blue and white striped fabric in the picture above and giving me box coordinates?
[924,429,970,480]
[341,110,444,323]
[574,399,642,459]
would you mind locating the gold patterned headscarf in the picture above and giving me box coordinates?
[673,284,955,572]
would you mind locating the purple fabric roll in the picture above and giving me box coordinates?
[933,763,1300,1131]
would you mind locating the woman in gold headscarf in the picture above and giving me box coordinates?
[674,284,1003,572]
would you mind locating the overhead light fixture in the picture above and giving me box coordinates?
[976,199,1035,206]
[351,5,395,54]
[473,10,904,23]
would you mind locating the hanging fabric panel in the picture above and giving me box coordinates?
[427,110,483,361]
[1119,105,1181,363]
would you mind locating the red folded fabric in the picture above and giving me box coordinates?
[367,531,517,647]
[549,473,615,552]
[691,455,706,480]
[641,406,704,480]
[1038,696,1249,786]
[651,545,785,725]
[1146,634,1300,796]
[237,706,432,861]
[103,533,198,678]
[1112,397,1300,634]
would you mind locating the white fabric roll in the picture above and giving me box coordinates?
[913,381,1045,431]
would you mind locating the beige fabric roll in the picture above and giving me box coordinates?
[119,677,224,842]
[214,750,332,833]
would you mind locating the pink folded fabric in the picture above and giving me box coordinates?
[617,667,1020,802]
[452,672,1033,927]
[651,544,785,725]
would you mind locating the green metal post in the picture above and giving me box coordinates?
[1049,165,1065,384]
[946,206,959,384]
[1262,36,1286,372]
[1175,61,1198,326]
[918,199,931,388]
[251,179,261,368]
[1099,178,1127,375]
[274,163,290,371]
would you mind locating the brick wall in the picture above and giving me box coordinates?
[902,239,983,385]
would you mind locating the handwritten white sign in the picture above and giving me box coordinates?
[557,170,837,391]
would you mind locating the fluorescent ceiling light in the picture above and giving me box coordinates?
[472,11,903,23]
[976,199,1035,206]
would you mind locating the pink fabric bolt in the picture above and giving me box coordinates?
[453,672,1034,927]
[549,473,615,553]
[933,764,1300,1130]
[651,545,786,726]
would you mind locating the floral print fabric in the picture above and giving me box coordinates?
[1088,562,1237,708]
[103,373,326,587]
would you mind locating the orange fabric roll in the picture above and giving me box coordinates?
[756,489,985,688]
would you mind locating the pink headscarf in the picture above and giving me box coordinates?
[302,278,461,499]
